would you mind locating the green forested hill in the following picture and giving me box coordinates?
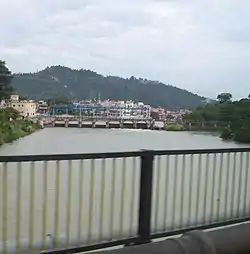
[11,65,205,109]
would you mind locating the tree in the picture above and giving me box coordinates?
[0,60,13,100]
[216,93,232,104]
[47,96,72,106]
[185,94,250,143]
[0,107,20,120]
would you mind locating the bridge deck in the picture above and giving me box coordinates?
[93,223,250,254]
[93,241,179,254]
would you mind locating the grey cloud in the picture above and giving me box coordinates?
[223,28,250,43]
[1,0,250,99]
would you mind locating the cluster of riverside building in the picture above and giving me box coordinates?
[0,94,190,121]
[0,95,37,117]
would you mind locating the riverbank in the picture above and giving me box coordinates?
[0,108,42,146]
[165,124,186,131]
[164,123,222,132]
[183,95,250,143]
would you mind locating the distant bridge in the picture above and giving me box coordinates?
[40,115,165,130]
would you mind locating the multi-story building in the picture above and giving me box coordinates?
[61,100,151,119]
[115,101,151,119]
[37,100,49,115]
[151,107,167,120]
[8,95,37,117]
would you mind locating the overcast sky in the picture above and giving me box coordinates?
[0,0,249,99]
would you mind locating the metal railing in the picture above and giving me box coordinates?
[0,148,250,253]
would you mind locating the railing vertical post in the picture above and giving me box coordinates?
[136,150,154,245]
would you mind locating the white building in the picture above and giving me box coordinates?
[8,95,37,117]
[10,94,19,101]
[119,101,151,119]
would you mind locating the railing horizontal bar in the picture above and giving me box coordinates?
[41,237,140,254]
[153,147,250,156]
[1,147,250,162]
[150,215,250,240]
[0,152,143,162]
[40,216,250,254]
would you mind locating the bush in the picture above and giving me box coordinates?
[185,94,250,143]
[234,128,250,143]
[220,128,233,140]
[0,108,41,145]
[165,124,186,131]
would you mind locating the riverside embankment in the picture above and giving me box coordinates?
[0,108,42,145]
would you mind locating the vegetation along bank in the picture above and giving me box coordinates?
[184,92,250,143]
[0,60,42,145]
[0,108,41,146]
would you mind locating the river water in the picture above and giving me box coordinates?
[0,128,249,250]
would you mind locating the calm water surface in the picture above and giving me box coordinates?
[0,128,248,155]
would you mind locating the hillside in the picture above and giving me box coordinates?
[11,66,205,109]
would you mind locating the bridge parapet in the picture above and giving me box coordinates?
[1,148,250,253]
